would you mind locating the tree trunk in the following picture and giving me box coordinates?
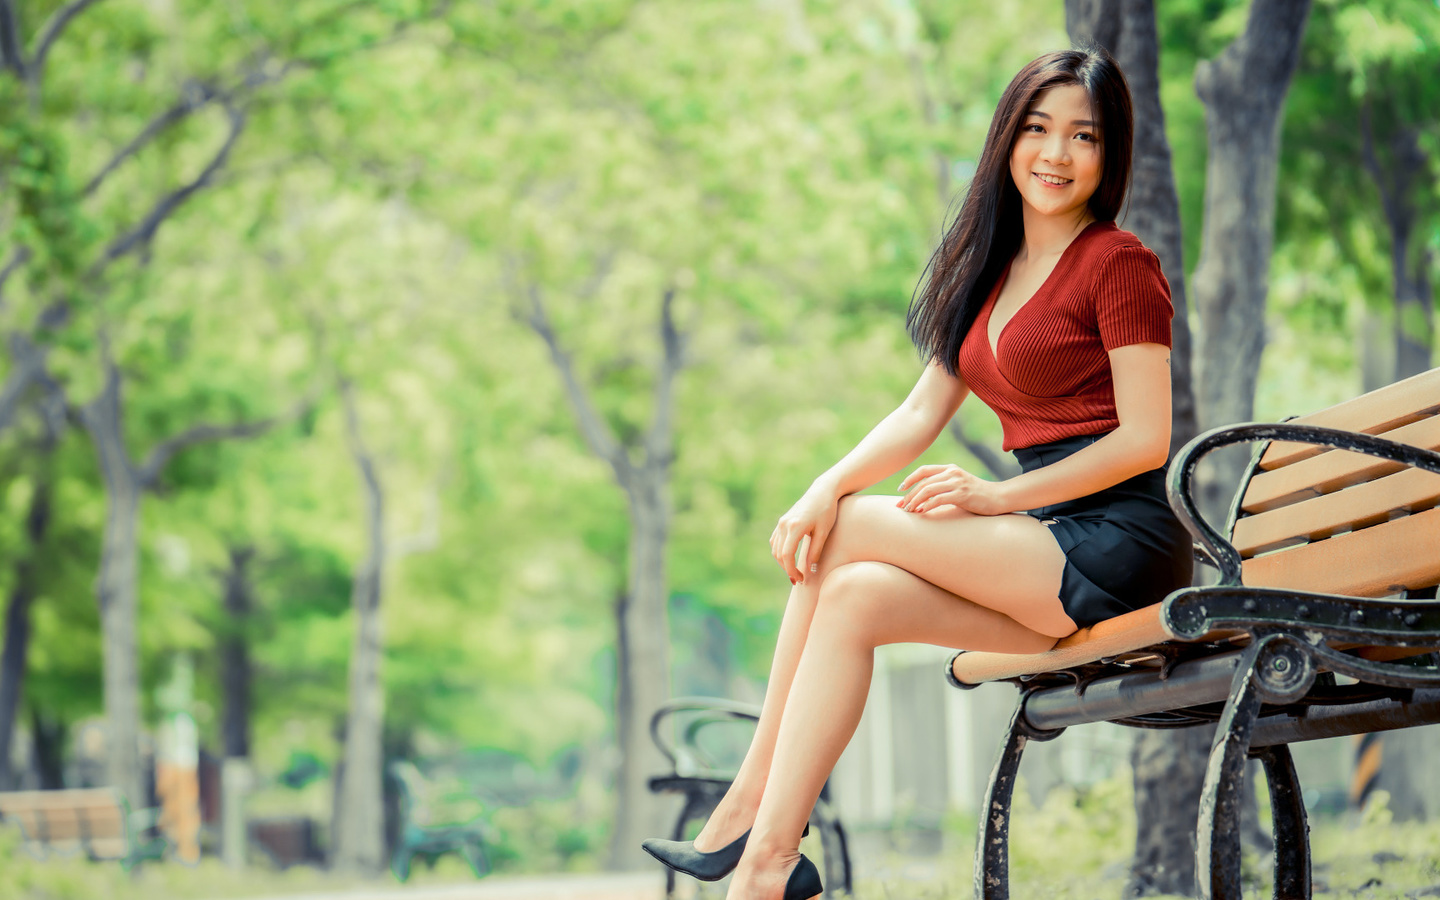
[1066,2,1215,892]
[609,474,675,869]
[31,708,66,789]
[1360,119,1435,382]
[331,384,388,874]
[1190,0,1312,513]
[0,460,52,789]
[80,364,148,810]
[1395,246,1434,378]
[522,283,684,871]
[1111,0,1200,456]
[220,544,256,759]
[1127,725,1214,897]
[1360,307,1394,393]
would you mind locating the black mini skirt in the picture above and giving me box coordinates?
[1014,432,1194,629]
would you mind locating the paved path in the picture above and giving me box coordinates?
[226,873,666,900]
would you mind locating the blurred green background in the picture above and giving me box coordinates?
[0,0,1436,895]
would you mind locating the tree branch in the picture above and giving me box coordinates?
[0,0,25,78]
[84,81,220,197]
[520,277,634,488]
[0,245,31,306]
[946,417,1019,481]
[90,103,247,279]
[29,0,106,87]
[340,377,383,514]
[0,332,47,435]
[643,287,684,469]
[136,377,324,489]
[388,480,442,559]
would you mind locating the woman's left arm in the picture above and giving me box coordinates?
[899,342,1172,516]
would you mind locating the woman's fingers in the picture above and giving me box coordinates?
[807,526,831,574]
[777,526,804,583]
[898,464,942,492]
[914,489,960,513]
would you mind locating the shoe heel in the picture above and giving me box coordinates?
[784,854,823,900]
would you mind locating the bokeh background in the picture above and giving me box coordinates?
[0,0,1437,897]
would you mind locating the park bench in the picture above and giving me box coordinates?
[945,366,1440,900]
[0,787,167,868]
[388,760,491,882]
[648,698,853,898]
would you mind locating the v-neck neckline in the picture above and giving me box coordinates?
[986,221,1102,362]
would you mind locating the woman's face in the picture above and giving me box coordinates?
[1008,83,1104,222]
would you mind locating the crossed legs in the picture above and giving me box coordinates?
[689,495,1077,900]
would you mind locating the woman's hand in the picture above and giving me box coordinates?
[897,464,1013,517]
[770,487,839,585]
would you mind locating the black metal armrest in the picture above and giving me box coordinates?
[649,696,762,775]
[1166,423,1440,587]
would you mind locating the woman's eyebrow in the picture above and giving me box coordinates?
[1026,110,1098,128]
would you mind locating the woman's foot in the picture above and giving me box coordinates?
[692,803,756,852]
[641,828,750,882]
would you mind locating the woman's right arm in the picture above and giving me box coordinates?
[770,360,969,583]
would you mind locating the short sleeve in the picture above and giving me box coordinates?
[1093,244,1174,351]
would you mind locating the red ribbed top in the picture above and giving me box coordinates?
[957,221,1174,451]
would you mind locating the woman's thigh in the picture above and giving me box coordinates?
[815,494,1077,638]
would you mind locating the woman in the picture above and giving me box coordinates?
[642,45,1192,900]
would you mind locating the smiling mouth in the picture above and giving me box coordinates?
[1033,172,1072,186]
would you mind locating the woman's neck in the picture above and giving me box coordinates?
[1016,209,1097,264]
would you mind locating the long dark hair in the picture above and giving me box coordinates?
[906,45,1133,374]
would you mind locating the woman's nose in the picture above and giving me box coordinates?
[1040,134,1069,164]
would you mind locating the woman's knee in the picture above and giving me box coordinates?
[815,495,881,573]
[810,561,896,644]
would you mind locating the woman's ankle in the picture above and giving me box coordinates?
[693,802,758,850]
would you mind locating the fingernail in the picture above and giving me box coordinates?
[790,577,797,585]
[810,564,817,573]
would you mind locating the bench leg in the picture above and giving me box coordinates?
[812,796,853,896]
[1197,635,1315,900]
[662,792,711,900]
[1253,744,1310,900]
[975,696,1061,900]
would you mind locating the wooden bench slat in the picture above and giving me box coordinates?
[1240,415,1440,514]
[1242,506,1440,596]
[0,788,120,811]
[9,808,125,836]
[1258,368,1440,470]
[1234,467,1440,556]
[16,836,130,859]
[951,603,1175,685]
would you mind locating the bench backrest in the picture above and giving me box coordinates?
[0,788,128,859]
[1231,367,1440,598]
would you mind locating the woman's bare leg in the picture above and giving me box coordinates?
[693,495,1072,852]
[727,548,1070,900]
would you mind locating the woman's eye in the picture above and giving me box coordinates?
[1076,132,1097,142]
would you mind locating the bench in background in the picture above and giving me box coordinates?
[647,697,853,898]
[0,787,167,869]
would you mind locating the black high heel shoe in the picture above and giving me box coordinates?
[784,854,824,900]
[640,822,810,881]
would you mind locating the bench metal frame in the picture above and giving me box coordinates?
[956,421,1440,900]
